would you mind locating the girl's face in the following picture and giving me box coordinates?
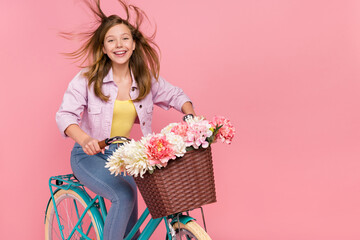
[103,23,135,66]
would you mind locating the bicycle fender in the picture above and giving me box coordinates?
[170,215,196,226]
[44,188,60,224]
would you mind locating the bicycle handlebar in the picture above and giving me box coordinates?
[98,136,132,149]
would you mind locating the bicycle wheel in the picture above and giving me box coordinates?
[172,221,211,240]
[45,189,101,240]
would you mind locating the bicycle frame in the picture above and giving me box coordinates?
[46,174,196,240]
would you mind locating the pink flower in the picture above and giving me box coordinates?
[210,116,235,144]
[145,134,176,167]
[170,122,188,137]
[184,119,213,149]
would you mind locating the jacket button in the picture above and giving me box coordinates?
[139,105,142,108]
[142,122,145,126]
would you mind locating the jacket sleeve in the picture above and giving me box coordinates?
[55,70,88,137]
[151,76,192,112]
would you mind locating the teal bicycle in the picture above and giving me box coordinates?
[44,138,212,240]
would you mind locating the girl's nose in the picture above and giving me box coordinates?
[116,40,122,47]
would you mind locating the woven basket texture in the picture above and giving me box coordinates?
[134,146,216,219]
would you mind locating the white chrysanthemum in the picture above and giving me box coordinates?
[160,123,179,134]
[106,139,154,178]
[105,148,126,176]
[185,116,205,123]
[165,132,186,157]
[140,134,152,144]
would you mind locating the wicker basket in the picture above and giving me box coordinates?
[134,146,217,219]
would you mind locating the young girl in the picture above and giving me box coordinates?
[56,1,196,239]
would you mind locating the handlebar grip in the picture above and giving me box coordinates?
[98,136,131,149]
[98,140,107,149]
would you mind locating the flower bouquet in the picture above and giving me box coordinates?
[105,115,235,218]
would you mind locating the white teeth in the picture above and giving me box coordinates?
[114,51,126,55]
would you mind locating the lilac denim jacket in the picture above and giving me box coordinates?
[56,68,191,140]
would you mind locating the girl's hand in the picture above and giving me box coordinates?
[81,137,105,155]
[181,101,196,116]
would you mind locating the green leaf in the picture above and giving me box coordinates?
[186,146,195,152]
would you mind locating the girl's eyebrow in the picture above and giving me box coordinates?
[105,33,131,39]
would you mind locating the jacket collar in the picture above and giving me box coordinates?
[103,67,138,90]
[102,67,113,83]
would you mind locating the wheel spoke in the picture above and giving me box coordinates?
[65,198,73,236]
[49,214,62,239]
[45,190,99,240]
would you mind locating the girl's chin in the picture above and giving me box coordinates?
[110,58,130,65]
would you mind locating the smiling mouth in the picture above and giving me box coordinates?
[114,50,127,56]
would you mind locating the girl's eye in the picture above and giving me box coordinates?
[108,40,113,42]
[123,38,129,40]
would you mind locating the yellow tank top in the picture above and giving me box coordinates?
[110,100,137,140]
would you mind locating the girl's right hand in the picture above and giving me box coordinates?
[81,137,105,155]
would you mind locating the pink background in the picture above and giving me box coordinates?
[1,0,360,239]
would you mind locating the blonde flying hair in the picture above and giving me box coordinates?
[63,0,160,102]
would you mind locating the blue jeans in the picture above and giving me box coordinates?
[71,143,138,240]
